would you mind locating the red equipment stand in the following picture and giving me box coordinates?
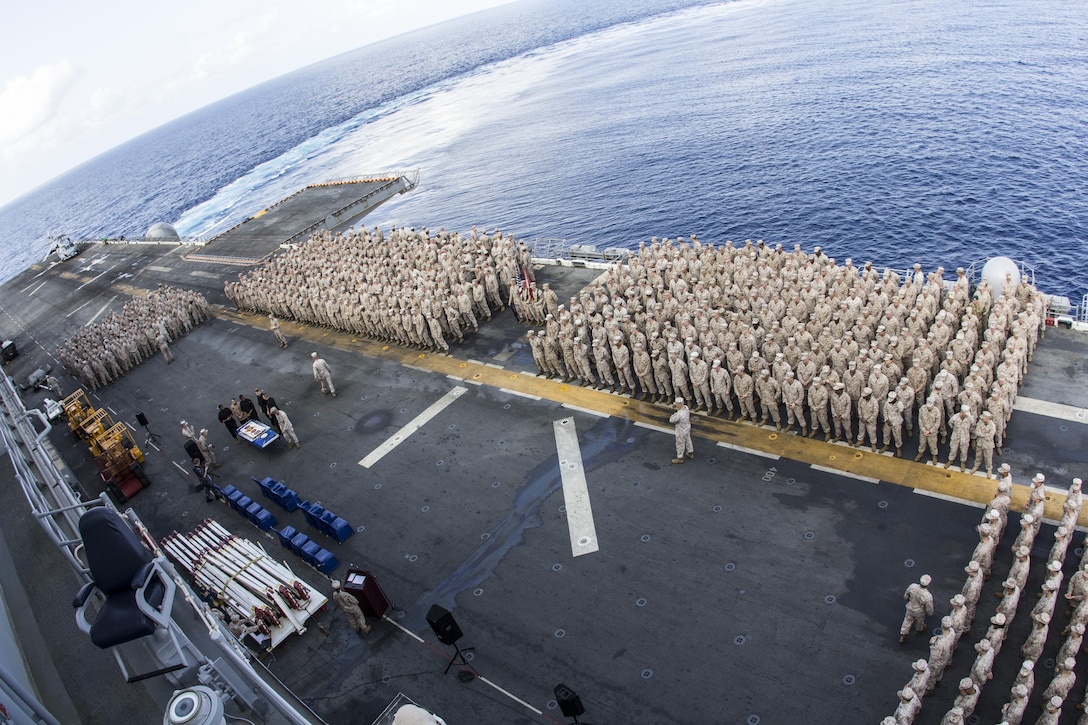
[343,567,391,618]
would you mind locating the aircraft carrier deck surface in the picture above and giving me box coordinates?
[183,175,416,265]
[0,240,1087,725]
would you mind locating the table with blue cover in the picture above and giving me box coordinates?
[237,420,279,449]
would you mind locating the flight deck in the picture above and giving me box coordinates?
[1,199,1087,724]
[183,174,417,265]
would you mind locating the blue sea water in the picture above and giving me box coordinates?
[1,0,1086,302]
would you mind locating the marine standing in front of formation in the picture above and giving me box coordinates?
[900,574,934,643]
[312,352,336,396]
[669,398,694,465]
[269,314,288,347]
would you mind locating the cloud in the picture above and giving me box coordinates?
[0,60,78,146]
[189,8,281,83]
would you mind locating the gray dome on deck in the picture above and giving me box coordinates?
[146,222,180,240]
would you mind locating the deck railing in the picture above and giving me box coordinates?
[0,372,325,724]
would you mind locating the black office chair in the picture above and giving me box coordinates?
[73,507,176,649]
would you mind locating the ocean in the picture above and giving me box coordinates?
[1,0,1085,302]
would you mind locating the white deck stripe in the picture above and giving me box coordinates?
[84,299,115,326]
[912,489,987,509]
[358,386,467,469]
[561,403,608,418]
[810,464,879,484]
[634,420,673,435]
[553,418,599,557]
[476,675,543,715]
[64,298,94,318]
[1013,396,1088,424]
[499,388,542,401]
[76,258,124,291]
[20,275,47,294]
[716,441,781,460]
[23,280,47,296]
[382,614,425,643]
[383,615,540,716]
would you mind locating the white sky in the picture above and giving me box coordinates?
[0,0,516,208]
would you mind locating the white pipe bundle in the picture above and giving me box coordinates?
[197,520,313,609]
[196,520,309,599]
[161,519,320,638]
[162,532,275,631]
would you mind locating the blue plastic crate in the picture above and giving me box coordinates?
[276,526,297,548]
[303,504,326,528]
[317,510,337,535]
[252,508,277,531]
[245,501,264,522]
[277,489,301,513]
[327,517,353,544]
[252,475,277,490]
[300,540,322,566]
[312,548,340,574]
[289,532,311,556]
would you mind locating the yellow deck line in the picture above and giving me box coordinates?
[212,306,1081,525]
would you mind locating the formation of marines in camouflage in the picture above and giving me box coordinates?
[887,472,1088,724]
[56,285,210,391]
[527,236,1045,477]
[225,226,536,353]
[224,228,1045,478]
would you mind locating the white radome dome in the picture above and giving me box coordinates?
[146,222,180,240]
[981,257,1020,296]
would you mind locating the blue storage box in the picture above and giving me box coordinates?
[251,508,277,531]
[277,489,301,513]
[276,526,297,548]
[289,532,310,555]
[312,548,340,574]
[300,540,322,565]
[327,517,353,544]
